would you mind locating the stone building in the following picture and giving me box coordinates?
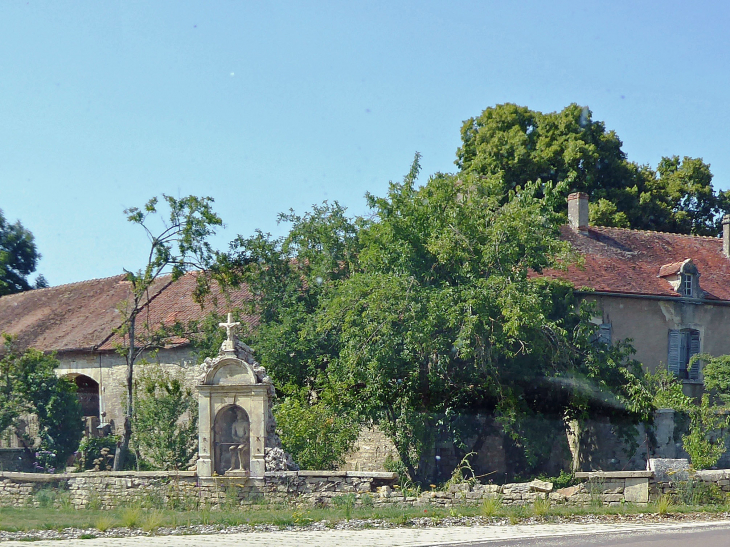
[0,272,254,439]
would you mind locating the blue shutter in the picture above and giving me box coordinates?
[667,330,681,376]
[688,330,701,380]
[598,323,612,345]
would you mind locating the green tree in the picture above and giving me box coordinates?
[274,395,360,469]
[132,367,198,470]
[0,334,83,471]
[114,195,222,470]
[0,210,45,295]
[456,103,725,235]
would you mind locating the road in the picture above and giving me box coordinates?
[2,520,730,546]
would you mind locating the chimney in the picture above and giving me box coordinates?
[723,215,730,258]
[568,192,589,232]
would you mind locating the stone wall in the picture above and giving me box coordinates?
[0,469,661,510]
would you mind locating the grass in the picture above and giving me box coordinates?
[0,498,729,534]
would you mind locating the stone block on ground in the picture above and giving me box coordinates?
[529,479,553,493]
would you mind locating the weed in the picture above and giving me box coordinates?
[120,507,142,528]
[481,496,502,518]
[33,489,56,509]
[79,533,96,539]
[655,494,674,515]
[292,509,313,525]
[141,510,164,533]
[533,496,551,517]
[93,515,115,532]
[359,493,374,507]
[86,491,102,511]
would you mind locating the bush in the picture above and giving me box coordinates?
[78,436,119,471]
[132,367,198,470]
[274,397,359,470]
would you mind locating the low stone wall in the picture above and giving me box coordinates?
[9,467,730,510]
[0,471,399,510]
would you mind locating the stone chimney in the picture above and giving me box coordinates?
[568,192,589,232]
[723,215,730,258]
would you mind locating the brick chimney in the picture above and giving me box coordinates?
[567,192,589,232]
[723,215,730,258]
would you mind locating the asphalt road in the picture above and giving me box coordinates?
[439,522,730,546]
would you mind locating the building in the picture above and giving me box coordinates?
[0,272,254,438]
[543,192,730,397]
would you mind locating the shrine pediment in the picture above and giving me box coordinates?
[210,358,257,385]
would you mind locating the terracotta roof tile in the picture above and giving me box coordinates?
[0,273,255,353]
[540,226,730,300]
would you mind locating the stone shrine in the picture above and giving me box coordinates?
[196,314,276,478]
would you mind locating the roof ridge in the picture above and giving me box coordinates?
[589,225,721,240]
[0,273,130,300]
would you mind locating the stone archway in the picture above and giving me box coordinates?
[213,405,250,475]
[65,374,100,418]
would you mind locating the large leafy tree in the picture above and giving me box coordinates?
[0,210,46,295]
[221,156,652,479]
[456,103,726,235]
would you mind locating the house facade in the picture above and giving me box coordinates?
[546,192,730,398]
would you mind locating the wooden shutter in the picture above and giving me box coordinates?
[667,330,681,376]
[688,330,701,380]
[598,323,612,345]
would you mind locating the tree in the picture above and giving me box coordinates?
[220,156,652,481]
[456,103,726,235]
[0,334,83,471]
[113,195,222,470]
[0,210,45,295]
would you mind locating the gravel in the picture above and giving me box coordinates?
[2,512,729,542]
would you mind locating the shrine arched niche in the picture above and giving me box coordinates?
[213,404,250,475]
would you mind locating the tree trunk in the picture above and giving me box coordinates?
[565,417,584,474]
[113,312,136,471]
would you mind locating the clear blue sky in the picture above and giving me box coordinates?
[1,1,728,286]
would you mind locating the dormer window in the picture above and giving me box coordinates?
[658,258,702,299]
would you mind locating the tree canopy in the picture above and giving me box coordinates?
[221,155,652,479]
[0,210,45,295]
[456,103,727,235]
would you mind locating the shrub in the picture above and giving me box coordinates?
[132,367,198,470]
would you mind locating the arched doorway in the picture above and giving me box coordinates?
[213,405,250,475]
[67,374,100,418]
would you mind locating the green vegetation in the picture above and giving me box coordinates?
[114,194,223,470]
[0,335,83,471]
[131,367,198,470]
[2,499,730,535]
[0,209,46,295]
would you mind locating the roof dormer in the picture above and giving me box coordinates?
[658,258,702,298]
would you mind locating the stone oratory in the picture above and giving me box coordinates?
[196,314,280,478]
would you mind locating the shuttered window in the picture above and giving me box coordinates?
[597,323,612,345]
[667,329,701,380]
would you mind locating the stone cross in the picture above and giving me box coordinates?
[219,313,241,343]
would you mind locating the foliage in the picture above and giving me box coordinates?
[132,367,198,470]
[114,194,222,470]
[273,395,360,470]
[692,353,730,406]
[646,366,729,470]
[0,209,45,296]
[682,394,729,469]
[0,334,83,469]
[456,103,727,235]
[78,436,119,470]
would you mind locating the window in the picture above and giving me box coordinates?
[668,329,700,380]
[597,323,612,345]
[681,273,693,297]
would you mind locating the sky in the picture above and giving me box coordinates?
[1,1,729,287]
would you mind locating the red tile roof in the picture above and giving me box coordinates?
[540,226,730,300]
[0,273,255,353]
